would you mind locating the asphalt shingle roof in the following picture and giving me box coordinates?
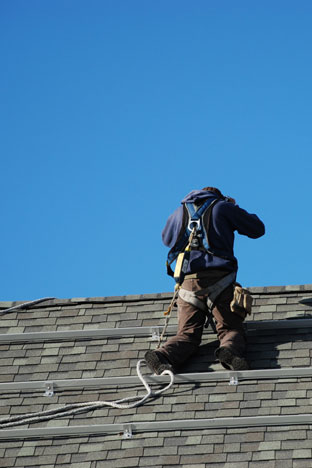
[0,284,312,467]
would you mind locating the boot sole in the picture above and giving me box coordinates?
[217,347,249,371]
[144,351,174,375]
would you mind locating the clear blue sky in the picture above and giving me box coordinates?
[1,1,312,301]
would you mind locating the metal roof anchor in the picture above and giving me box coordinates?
[149,327,160,341]
[44,381,54,397]
[229,373,238,386]
[123,424,133,439]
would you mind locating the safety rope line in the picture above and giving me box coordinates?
[156,285,179,348]
[157,226,198,348]
[0,298,56,316]
[0,360,174,429]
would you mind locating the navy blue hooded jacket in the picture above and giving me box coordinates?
[162,190,265,274]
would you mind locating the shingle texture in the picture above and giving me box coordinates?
[0,284,312,467]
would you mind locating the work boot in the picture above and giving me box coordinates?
[144,350,174,375]
[215,346,249,371]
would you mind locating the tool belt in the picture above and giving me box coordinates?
[230,283,253,319]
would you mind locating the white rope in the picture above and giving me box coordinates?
[0,360,174,428]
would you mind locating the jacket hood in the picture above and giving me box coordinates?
[181,189,220,204]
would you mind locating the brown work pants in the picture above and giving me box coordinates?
[158,270,246,368]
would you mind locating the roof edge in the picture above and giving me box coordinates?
[1,284,312,309]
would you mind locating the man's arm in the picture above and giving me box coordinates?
[222,202,265,239]
[162,206,184,248]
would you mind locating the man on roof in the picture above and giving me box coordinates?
[145,187,265,374]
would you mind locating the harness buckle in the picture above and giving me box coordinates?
[190,238,200,248]
[188,219,200,231]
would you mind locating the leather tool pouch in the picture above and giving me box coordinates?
[230,284,253,319]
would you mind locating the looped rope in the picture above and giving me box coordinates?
[0,360,174,429]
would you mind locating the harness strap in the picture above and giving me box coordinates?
[194,271,236,309]
[178,289,208,313]
[178,271,236,333]
[178,288,217,333]
[167,197,222,273]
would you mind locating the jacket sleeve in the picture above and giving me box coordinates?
[162,206,184,248]
[223,203,265,239]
